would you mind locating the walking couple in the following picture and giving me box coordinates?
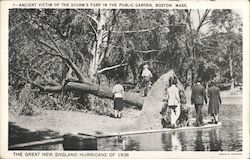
[191,78,222,126]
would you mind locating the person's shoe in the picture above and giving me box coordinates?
[200,123,205,126]
[214,121,218,124]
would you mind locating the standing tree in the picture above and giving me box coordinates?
[209,10,242,89]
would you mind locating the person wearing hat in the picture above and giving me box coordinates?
[191,78,207,126]
[207,81,221,124]
[166,78,181,128]
[141,64,153,97]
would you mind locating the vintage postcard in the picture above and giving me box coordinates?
[0,0,249,158]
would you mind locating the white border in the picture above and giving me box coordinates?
[1,0,249,159]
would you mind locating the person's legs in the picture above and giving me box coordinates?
[141,79,145,94]
[214,114,218,124]
[195,104,199,126]
[199,105,204,125]
[211,113,214,123]
[144,81,149,96]
[114,109,118,118]
[170,109,176,127]
[114,98,118,118]
[211,114,217,123]
[118,111,122,118]
[173,106,181,126]
[197,105,201,126]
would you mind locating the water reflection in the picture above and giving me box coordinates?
[99,105,241,151]
[98,127,226,151]
[171,132,182,151]
[195,130,205,151]
[209,128,222,151]
[161,131,171,150]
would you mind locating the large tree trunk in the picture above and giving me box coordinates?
[89,10,109,81]
[65,81,144,107]
[34,78,144,108]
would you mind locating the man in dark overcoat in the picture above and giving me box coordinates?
[191,78,207,126]
[208,82,222,124]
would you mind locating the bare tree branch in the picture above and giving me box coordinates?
[111,27,158,33]
[143,59,165,64]
[196,9,211,33]
[87,14,98,24]
[32,19,63,55]
[38,40,59,53]
[110,24,184,34]
[34,43,86,82]
[197,10,201,22]
[135,50,161,54]
[199,48,214,53]
[88,18,98,38]
[97,63,127,74]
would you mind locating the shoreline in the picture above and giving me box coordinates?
[9,91,242,143]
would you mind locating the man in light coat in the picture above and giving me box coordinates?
[166,78,180,128]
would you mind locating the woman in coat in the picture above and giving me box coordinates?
[208,82,222,124]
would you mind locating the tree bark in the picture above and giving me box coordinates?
[34,80,144,108]
[88,10,108,81]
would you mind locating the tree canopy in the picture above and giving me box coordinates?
[9,9,242,114]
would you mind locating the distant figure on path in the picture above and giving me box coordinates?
[208,81,222,124]
[112,80,125,118]
[166,78,180,128]
[141,64,153,97]
[191,78,207,127]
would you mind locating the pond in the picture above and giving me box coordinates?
[98,104,242,151]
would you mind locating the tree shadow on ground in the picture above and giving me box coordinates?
[9,122,62,150]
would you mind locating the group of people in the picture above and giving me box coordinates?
[166,77,222,128]
[112,64,222,125]
[191,78,222,126]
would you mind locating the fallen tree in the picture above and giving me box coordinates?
[23,31,144,108]
[27,68,144,108]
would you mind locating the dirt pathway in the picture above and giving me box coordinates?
[9,106,142,137]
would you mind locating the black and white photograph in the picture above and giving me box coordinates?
[1,0,249,158]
